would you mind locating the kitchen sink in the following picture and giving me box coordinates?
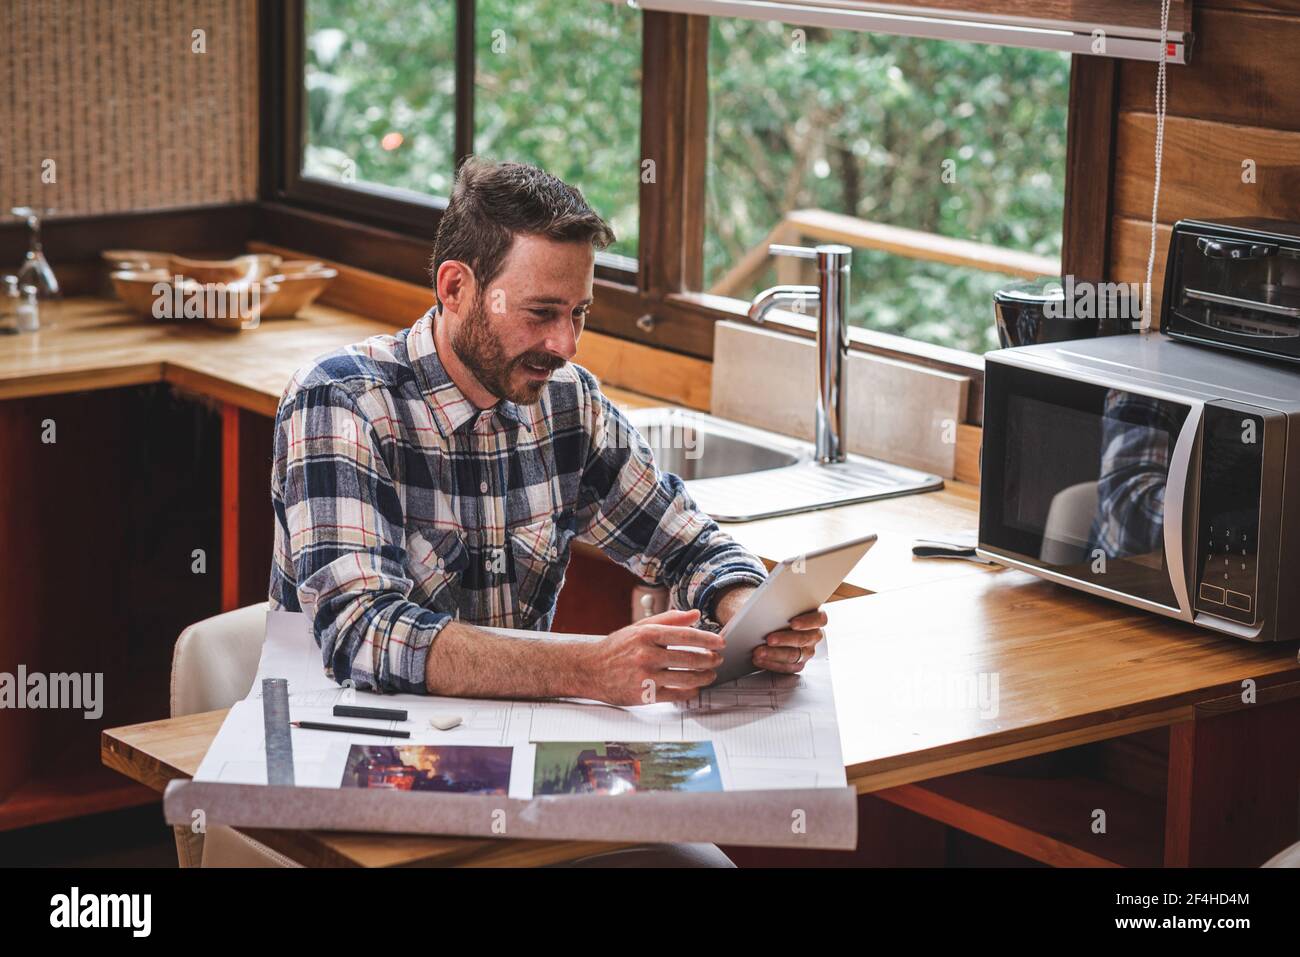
[625,407,944,522]
[625,407,803,480]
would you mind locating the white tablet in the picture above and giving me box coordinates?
[709,533,877,686]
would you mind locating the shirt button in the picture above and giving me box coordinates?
[479,481,489,494]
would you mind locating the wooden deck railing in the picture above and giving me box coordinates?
[709,207,1060,297]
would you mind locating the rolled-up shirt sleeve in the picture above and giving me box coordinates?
[574,372,767,617]
[272,383,451,693]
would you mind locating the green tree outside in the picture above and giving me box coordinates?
[304,1,1068,353]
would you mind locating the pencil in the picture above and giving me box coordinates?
[290,720,410,739]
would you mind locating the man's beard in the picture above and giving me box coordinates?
[449,294,565,405]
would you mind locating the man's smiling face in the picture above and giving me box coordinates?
[449,234,595,405]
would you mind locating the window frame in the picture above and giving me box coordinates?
[261,0,1116,416]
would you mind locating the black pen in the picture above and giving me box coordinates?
[291,720,410,739]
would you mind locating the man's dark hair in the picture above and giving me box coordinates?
[430,158,615,296]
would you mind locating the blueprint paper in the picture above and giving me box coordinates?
[192,611,850,802]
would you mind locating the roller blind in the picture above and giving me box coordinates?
[618,1,1193,63]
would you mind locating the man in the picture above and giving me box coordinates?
[270,158,827,702]
[268,160,827,864]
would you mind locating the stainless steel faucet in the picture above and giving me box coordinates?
[747,243,852,464]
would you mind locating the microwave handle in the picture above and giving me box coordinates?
[1162,402,1203,622]
[1196,237,1277,260]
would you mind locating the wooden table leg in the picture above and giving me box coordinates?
[1165,695,1300,866]
[221,402,240,612]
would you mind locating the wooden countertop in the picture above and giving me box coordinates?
[0,297,991,596]
[102,568,1300,865]
[0,297,397,417]
[827,571,1300,792]
[110,574,1300,800]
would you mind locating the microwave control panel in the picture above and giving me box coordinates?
[1194,404,1264,625]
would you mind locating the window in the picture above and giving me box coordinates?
[474,1,641,262]
[704,20,1070,353]
[275,3,1101,370]
[304,0,457,198]
[300,0,641,262]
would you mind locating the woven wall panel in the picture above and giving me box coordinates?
[0,0,259,220]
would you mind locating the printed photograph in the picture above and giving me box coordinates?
[533,741,723,796]
[341,744,513,794]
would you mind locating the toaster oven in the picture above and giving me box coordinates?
[1162,217,1300,364]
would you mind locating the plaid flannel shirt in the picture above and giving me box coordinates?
[269,308,767,693]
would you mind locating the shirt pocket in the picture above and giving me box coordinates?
[405,523,469,614]
[508,512,576,628]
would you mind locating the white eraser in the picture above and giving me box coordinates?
[429,714,462,731]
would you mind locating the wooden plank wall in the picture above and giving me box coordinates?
[1109,1,1300,318]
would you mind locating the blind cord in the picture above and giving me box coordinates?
[1143,0,1172,332]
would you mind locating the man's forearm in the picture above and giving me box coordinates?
[423,621,594,699]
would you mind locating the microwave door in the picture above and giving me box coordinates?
[979,362,1197,619]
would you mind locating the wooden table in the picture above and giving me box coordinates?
[827,571,1300,867]
[103,570,1300,867]
[101,711,640,867]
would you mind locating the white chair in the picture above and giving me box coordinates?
[170,602,300,867]
[1039,480,1100,565]
[1264,840,1300,867]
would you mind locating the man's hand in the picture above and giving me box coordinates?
[578,608,724,705]
[752,609,828,674]
[713,584,828,675]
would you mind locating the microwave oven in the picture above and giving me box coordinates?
[978,332,1300,641]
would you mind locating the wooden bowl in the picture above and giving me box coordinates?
[184,278,283,331]
[260,264,338,317]
[102,249,169,271]
[111,269,282,328]
[167,253,281,284]
[276,260,333,273]
[110,269,174,317]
